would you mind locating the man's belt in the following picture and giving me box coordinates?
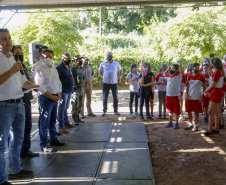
[51,94,58,96]
[0,98,22,103]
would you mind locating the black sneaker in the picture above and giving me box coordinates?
[88,113,96,117]
[146,116,153,120]
[201,131,212,136]
[56,132,62,136]
[50,141,65,146]
[1,181,12,185]
[212,129,219,134]
[157,115,161,119]
[163,115,166,119]
[78,118,84,123]
[8,169,33,180]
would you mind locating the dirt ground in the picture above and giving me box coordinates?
[76,87,226,185]
[31,87,226,185]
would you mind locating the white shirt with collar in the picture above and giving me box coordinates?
[99,60,122,84]
[35,62,62,95]
[0,52,27,101]
[32,58,44,83]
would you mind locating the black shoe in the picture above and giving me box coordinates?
[102,111,106,116]
[78,118,84,123]
[157,115,161,119]
[163,115,166,119]
[21,150,40,158]
[114,111,120,116]
[1,181,12,185]
[201,131,212,136]
[8,169,33,180]
[88,113,96,117]
[212,129,219,134]
[80,115,85,119]
[146,116,153,120]
[140,116,145,121]
[50,141,65,146]
[56,132,62,136]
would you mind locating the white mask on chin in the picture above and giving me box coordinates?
[44,58,53,66]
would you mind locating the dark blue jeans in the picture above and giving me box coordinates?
[129,92,138,114]
[139,88,150,117]
[39,95,58,148]
[102,83,118,112]
[58,92,71,128]
[21,101,32,155]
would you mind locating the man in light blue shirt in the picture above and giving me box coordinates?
[99,51,123,116]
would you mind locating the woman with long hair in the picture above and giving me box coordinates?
[202,58,225,136]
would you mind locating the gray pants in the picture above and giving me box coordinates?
[158,91,166,116]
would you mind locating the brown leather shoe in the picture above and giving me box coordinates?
[64,124,75,129]
[59,128,68,133]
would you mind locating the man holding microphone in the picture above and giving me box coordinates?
[0,29,39,185]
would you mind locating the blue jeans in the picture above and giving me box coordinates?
[21,101,32,155]
[102,83,118,112]
[58,92,71,128]
[0,101,25,184]
[39,95,58,148]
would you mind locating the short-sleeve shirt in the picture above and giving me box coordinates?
[165,72,182,97]
[212,69,223,88]
[186,74,205,100]
[126,72,140,92]
[99,60,122,84]
[138,71,154,85]
[156,72,167,92]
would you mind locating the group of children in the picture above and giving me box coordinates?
[126,57,225,136]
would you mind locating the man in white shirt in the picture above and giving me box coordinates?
[0,29,39,185]
[99,51,123,116]
[35,49,64,152]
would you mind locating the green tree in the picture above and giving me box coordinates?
[10,12,83,62]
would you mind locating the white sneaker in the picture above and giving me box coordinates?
[192,125,198,132]
[179,116,185,121]
[41,147,53,152]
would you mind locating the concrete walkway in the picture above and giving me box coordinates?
[7,122,155,185]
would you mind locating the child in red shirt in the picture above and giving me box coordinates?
[202,58,224,136]
[185,63,206,132]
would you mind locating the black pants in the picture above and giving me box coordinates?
[139,88,150,117]
[102,83,118,112]
[129,92,138,114]
[21,101,32,155]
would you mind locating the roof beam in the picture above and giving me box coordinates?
[0,0,225,10]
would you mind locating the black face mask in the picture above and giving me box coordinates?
[187,68,192,73]
[79,61,83,66]
[107,56,113,61]
[64,60,71,65]
[170,70,175,74]
[194,69,200,74]
[84,61,88,65]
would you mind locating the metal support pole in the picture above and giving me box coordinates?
[3,10,17,28]
[99,7,102,35]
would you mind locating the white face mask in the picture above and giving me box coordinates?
[212,69,216,73]
[44,58,53,66]
[143,67,148,72]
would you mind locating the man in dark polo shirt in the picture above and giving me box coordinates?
[56,53,75,133]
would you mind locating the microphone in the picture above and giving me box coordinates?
[14,54,24,75]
